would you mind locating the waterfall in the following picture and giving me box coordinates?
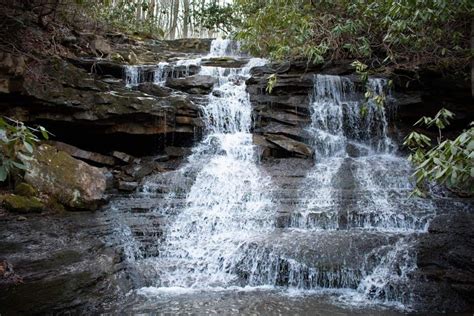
[124,65,141,88]
[111,40,445,312]
[153,62,170,86]
[208,39,241,57]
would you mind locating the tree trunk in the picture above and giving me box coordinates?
[169,0,180,39]
[183,0,190,38]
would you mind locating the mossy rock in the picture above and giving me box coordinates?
[14,183,38,198]
[22,144,106,210]
[3,194,45,213]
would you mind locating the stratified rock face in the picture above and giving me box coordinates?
[0,57,203,156]
[24,144,106,210]
[412,212,474,311]
[247,62,320,158]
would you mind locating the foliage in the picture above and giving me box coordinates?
[85,0,165,38]
[232,0,472,71]
[404,109,474,196]
[265,74,277,94]
[190,1,236,34]
[0,117,49,183]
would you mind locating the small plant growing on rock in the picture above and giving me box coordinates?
[404,109,473,197]
[0,117,50,183]
[266,73,277,94]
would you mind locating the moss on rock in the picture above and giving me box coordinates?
[23,144,106,210]
[3,194,45,213]
[14,183,38,198]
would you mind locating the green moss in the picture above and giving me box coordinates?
[14,183,38,197]
[3,194,45,213]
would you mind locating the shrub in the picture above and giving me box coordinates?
[0,117,49,183]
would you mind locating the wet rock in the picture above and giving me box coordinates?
[0,212,131,314]
[265,134,313,158]
[0,260,22,285]
[2,195,45,213]
[259,123,309,142]
[166,75,217,94]
[23,144,106,210]
[258,110,310,126]
[413,211,474,311]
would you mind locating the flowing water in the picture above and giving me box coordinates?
[107,40,463,314]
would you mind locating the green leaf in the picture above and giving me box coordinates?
[12,161,28,170]
[23,141,33,154]
[39,126,49,140]
[0,165,7,182]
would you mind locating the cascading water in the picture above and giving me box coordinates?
[134,42,273,289]
[292,74,434,233]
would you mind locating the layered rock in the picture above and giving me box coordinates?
[0,56,204,157]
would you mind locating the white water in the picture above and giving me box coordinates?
[139,41,273,288]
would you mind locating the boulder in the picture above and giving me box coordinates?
[23,144,106,210]
[258,122,309,141]
[166,75,217,94]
